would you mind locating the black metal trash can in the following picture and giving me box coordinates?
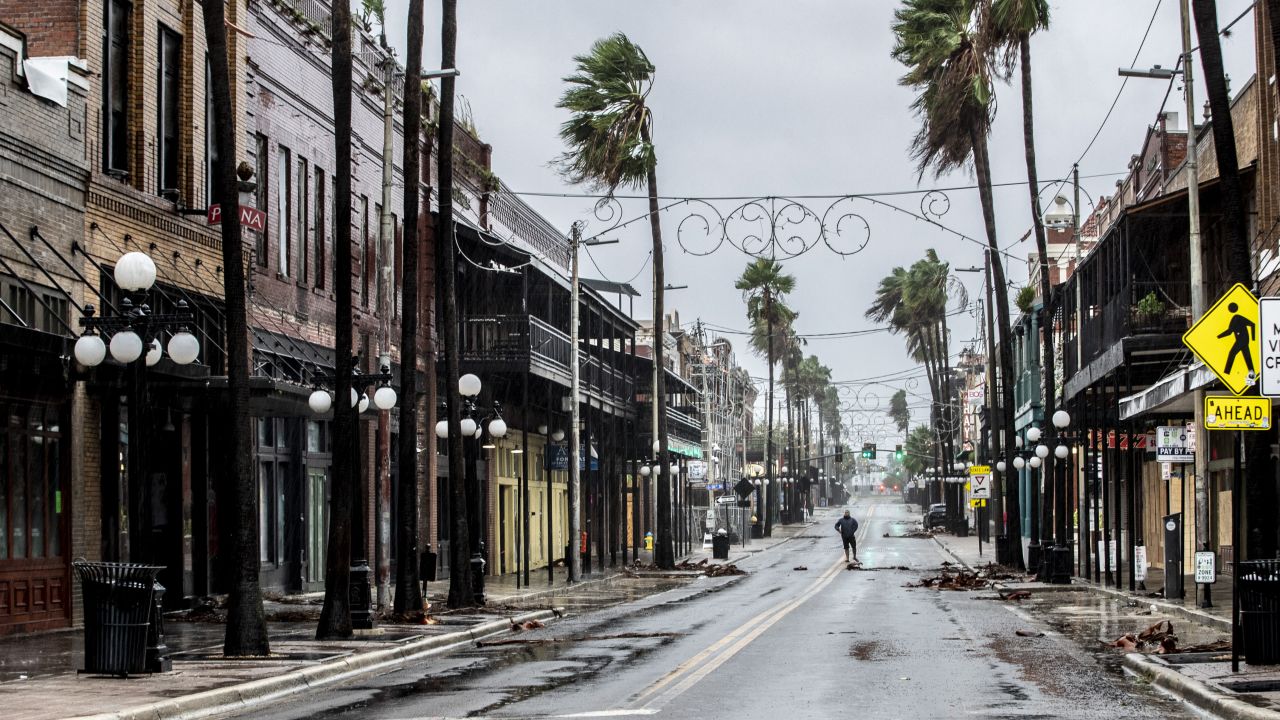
[1239,560,1280,665]
[712,534,731,560]
[995,535,1012,566]
[73,561,163,676]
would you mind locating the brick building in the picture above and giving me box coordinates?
[0,21,90,634]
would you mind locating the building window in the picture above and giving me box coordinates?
[157,26,181,196]
[102,0,130,176]
[1,402,66,562]
[297,157,309,285]
[360,195,370,305]
[256,417,289,565]
[314,167,326,289]
[277,145,292,276]
[206,58,225,207]
[0,276,70,336]
[254,134,268,266]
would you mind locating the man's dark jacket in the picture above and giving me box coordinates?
[835,516,859,540]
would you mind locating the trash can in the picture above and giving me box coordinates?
[712,533,730,560]
[73,561,164,677]
[1239,560,1280,665]
[995,535,1012,566]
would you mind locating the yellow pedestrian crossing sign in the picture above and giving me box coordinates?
[1183,283,1260,396]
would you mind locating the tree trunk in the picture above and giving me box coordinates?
[974,129,1024,570]
[394,0,425,613]
[764,290,775,537]
[1192,0,1250,283]
[437,0,473,608]
[317,0,357,638]
[201,0,269,656]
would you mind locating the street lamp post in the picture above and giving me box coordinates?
[1049,409,1073,584]
[308,356,397,629]
[434,373,505,605]
[75,250,201,673]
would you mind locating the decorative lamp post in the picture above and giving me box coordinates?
[1048,410,1074,584]
[75,250,201,674]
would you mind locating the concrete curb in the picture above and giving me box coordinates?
[932,535,972,570]
[71,609,560,720]
[1080,581,1233,634]
[1123,653,1280,720]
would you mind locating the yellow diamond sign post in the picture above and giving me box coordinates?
[1183,283,1260,396]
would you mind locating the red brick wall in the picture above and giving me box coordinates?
[0,1,80,56]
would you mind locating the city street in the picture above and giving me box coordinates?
[233,498,1195,720]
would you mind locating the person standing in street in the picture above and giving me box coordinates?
[835,509,860,562]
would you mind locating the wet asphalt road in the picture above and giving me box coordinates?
[234,497,1199,720]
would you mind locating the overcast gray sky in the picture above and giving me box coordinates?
[377,0,1258,432]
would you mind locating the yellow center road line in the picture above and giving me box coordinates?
[626,503,877,711]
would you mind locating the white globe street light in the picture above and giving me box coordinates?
[1029,456,1042,469]
[114,252,157,292]
[1035,444,1050,459]
[458,373,482,398]
[653,440,661,454]
[1013,456,1026,470]
[74,334,107,367]
[109,329,143,364]
[996,460,1008,473]
[1055,444,1069,459]
[551,429,565,442]
[350,388,359,408]
[537,425,548,435]
[373,386,397,410]
[358,393,370,413]
[460,418,477,437]
[1052,410,1071,429]
[1015,436,1024,448]
[1026,427,1042,443]
[474,425,483,439]
[167,331,199,365]
[488,418,507,438]
[639,465,651,477]
[308,389,333,414]
[145,338,162,367]
[435,420,449,439]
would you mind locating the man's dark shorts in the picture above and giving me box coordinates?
[842,537,857,551]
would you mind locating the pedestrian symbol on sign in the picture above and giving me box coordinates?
[1183,283,1260,396]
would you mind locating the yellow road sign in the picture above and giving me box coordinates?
[1183,283,1260,395]
[1204,395,1272,431]
[969,499,987,508]
[968,465,990,476]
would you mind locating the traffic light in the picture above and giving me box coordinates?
[861,442,876,459]
[895,444,904,461]
[835,444,843,462]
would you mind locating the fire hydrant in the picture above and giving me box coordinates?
[644,531,654,551]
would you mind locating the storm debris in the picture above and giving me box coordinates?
[1107,619,1178,653]
[625,559,747,577]
[1000,590,1032,602]
[510,618,546,632]
[905,563,1015,591]
[793,565,809,571]
[1014,629,1045,637]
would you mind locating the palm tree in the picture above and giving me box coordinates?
[199,0,269,657]
[892,0,1024,568]
[735,258,795,536]
[317,0,358,638]
[555,33,672,566]
[394,0,426,614]
[437,0,474,609]
[990,0,1055,548]
[1191,1,1249,283]
[889,389,910,437]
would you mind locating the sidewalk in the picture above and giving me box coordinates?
[932,530,1280,719]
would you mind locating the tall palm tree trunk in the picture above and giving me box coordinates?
[764,290,775,536]
[974,130,1024,570]
[318,0,357,638]
[1017,33,1057,547]
[394,0,425,613]
[641,124,674,569]
[438,0,473,608]
[201,0,268,655]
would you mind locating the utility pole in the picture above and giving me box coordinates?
[569,222,583,583]
[1179,0,1210,608]
[374,53,396,610]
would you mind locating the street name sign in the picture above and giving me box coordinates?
[1204,396,1271,431]
[1155,425,1193,463]
[1183,283,1260,396]
[1261,297,1280,396]
[207,203,267,232]
[1194,551,1216,583]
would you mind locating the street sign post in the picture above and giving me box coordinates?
[1183,283,1260,396]
[1155,425,1194,463]
[1194,551,1216,584]
[1204,395,1272,431]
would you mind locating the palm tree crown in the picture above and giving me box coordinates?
[555,32,655,190]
